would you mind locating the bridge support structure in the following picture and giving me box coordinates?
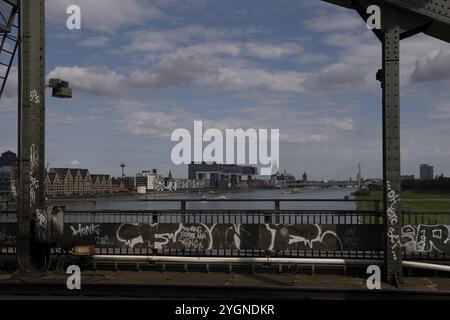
[323,0,450,287]
[16,0,48,272]
[380,7,402,286]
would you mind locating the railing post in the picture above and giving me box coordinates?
[375,200,381,225]
[181,200,186,223]
[274,200,280,224]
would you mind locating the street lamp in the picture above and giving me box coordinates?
[47,78,72,99]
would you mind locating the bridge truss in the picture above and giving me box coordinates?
[0,0,449,289]
[323,0,450,286]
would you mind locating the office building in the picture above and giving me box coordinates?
[420,164,434,180]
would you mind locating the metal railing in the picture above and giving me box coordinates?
[1,198,449,261]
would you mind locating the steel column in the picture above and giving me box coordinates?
[381,8,403,286]
[17,0,48,272]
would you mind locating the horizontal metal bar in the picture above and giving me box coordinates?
[62,209,381,214]
[92,255,382,265]
[91,255,450,272]
[403,261,450,272]
[3,209,450,215]
[136,198,381,202]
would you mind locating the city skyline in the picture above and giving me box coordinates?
[3,148,439,182]
[1,0,450,180]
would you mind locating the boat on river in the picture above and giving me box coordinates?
[282,188,300,194]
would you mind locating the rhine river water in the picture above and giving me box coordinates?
[60,187,358,212]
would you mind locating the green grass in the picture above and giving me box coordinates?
[357,190,450,224]
[357,190,450,211]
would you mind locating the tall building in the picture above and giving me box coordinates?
[420,164,434,180]
[135,169,158,191]
[188,162,257,189]
[45,168,113,196]
[302,172,308,182]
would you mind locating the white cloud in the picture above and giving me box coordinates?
[304,63,367,91]
[79,36,110,48]
[46,0,164,33]
[71,160,81,166]
[215,67,306,92]
[411,48,450,83]
[47,65,125,95]
[118,110,178,137]
[304,11,363,33]
[129,55,219,89]
[244,42,303,59]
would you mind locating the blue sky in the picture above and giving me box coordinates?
[1,0,450,180]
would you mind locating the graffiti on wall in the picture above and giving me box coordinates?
[35,206,65,243]
[401,224,450,253]
[114,223,345,251]
[57,223,383,252]
[0,226,16,246]
[1,220,449,254]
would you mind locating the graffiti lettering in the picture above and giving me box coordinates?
[70,224,101,237]
[30,89,41,104]
[0,228,16,245]
[177,225,210,250]
[401,225,450,253]
[386,181,401,261]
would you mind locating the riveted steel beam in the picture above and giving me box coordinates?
[17,0,49,272]
[380,7,403,286]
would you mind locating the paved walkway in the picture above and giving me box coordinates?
[1,270,450,299]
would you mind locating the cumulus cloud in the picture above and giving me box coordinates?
[304,11,363,33]
[79,36,110,48]
[126,24,301,61]
[47,60,371,95]
[118,110,178,137]
[47,65,126,95]
[46,60,307,95]
[129,55,219,89]
[215,67,306,92]
[70,160,81,166]
[411,49,450,83]
[304,63,367,91]
[46,0,164,33]
[243,42,303,59]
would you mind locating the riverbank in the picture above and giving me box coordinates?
[41,187,271,201]
[357,190,450,212]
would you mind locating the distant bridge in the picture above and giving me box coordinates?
[285,181,360,188]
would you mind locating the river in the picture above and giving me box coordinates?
[59,187,358,212]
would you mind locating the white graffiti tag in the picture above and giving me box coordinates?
[386,181,401,261]
[70,224,101,237]
[29,144,39,207]
[30,89,41,104]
